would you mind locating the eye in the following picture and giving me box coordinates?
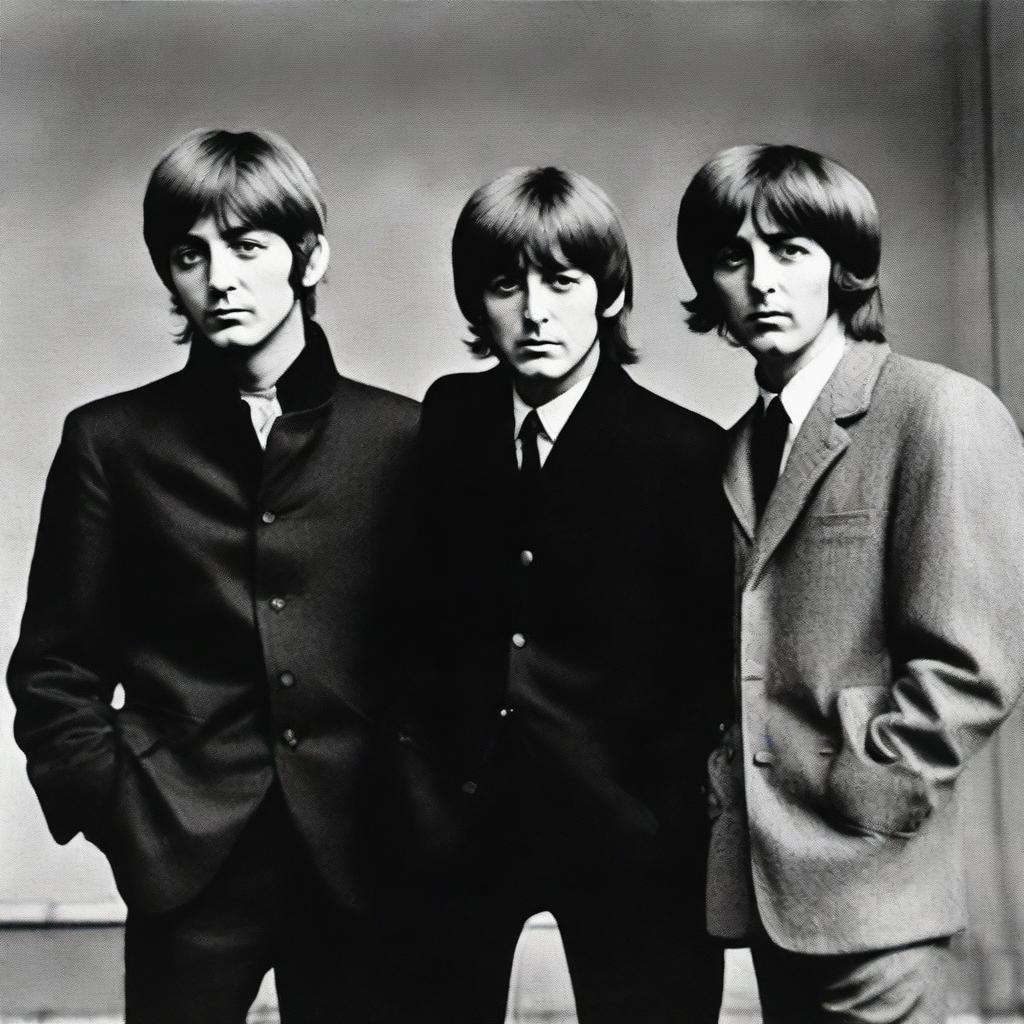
[487,275,521,297]
[234,238,265,257]
[777,241,811,260]
[171,247,204,270]
[549,272,580,293]
[715,246,746,270]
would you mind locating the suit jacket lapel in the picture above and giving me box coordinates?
[737,342,892,589]
[540,359,627,483]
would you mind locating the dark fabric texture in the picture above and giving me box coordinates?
[387,357,733,1017]
[124,785,382,1024]
[380,860,724,1024]
[8,322,419,915]
[750,394,790,521]
[751,936,952,1023]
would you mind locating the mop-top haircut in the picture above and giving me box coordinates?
[452,165,637,363]
[143,128,326,339]
[677,144,884,343]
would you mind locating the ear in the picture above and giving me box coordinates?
[600,288,626,319]
[301,234,330,288]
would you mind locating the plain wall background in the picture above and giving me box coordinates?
[0,0,1003,908]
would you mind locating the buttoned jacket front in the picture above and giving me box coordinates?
[8,324,419,914]
[721,340,1024,953]
[404,359,734,878]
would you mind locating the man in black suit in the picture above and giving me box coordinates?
[393,166,732,1023]
[7,128,417,1023]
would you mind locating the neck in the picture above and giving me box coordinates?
[219,302,307,391]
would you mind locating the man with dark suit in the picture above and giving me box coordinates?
[7,128,418,1023]
[676,143,1024,1022]
[391,166,732,1023]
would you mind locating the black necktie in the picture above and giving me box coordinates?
[751,395,790,522]
[519,409,542,484]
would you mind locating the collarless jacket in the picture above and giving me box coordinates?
[407,359,733,876]
[8,323,419,915]
[722,340,1024,953]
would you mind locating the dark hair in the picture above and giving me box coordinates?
[143,128,326,341]
[676,144,884,343]
[452,166,636,363]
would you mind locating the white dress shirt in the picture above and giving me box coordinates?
[512,375,593,468]
[758,334,848,474]
[239,386,282,450]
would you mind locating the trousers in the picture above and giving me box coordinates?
[124,785,379,1024]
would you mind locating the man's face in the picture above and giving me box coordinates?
[712,209,838,386]
[169,214,299,351]
[482,262,611,404]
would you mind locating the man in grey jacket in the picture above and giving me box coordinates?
[676,143,1024,1022]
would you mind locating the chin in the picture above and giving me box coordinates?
[214,332,262,349]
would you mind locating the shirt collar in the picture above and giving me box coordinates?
[758,332,848,436]
[512,372,594,442]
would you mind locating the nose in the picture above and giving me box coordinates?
[749,247,777,297]
[207,246,237,295]
[523,275,550,325]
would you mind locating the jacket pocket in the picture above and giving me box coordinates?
[806,509,874,542]
[824,685,930,838]
[114,702,204,758]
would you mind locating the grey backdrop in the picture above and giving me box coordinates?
[0,0,1009,916]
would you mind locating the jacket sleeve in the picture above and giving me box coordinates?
[826,374,1024,836]
[7,411,120,844]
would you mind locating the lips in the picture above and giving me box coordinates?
[207,308,247,320]
[748,310,789,323]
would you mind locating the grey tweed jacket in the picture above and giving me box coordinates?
[709,340,1024,954]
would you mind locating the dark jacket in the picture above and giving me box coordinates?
[7,322,418,915]
[403,359,732,877]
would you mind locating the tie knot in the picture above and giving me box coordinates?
[520,409,542,441]
[762,395,790,427]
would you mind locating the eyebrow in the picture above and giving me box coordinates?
[174,225,260,247]
[719,229,804,251]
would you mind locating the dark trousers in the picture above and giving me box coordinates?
[751,936,952,1024]
[124,786,378,1024]
[381,845,723,1024]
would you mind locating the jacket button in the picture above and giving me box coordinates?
[281,728,298,750]
[511,632,526,648]
[269,596,286,612]
[519,550,534,567]
[279,671,295,688]
[460,780,478,795]
[752,750,775,766]
[261,510,276,524]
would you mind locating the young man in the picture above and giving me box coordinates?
[676,143,1024,1022]
[7,129,418,1023]
[394,166,732,1023]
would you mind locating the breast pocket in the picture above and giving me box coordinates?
[805,509,874,542]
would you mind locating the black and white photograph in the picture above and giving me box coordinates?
[2,2,1023,1021]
